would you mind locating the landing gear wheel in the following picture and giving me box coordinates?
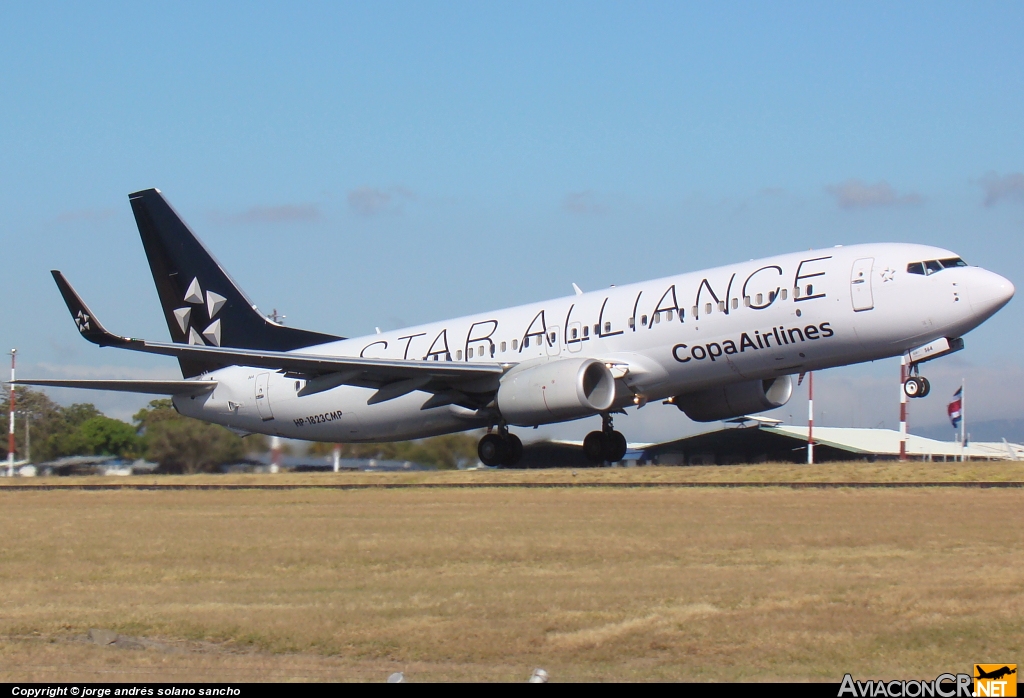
[478,431,523,467]
[502,433,523,467]
[605,430,627,463]
[904,377,923,398]
[583,429,627,464]
[478,433,507,467]
[583,431,607,465]
[917,376,931,398]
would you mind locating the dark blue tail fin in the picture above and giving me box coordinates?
[129,188,342,377]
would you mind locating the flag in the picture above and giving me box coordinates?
[948,387,963,429]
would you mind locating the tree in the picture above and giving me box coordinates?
[53,416,139,458]
[1,387,63,460]
[1,387,109,461]
[133,399,179,429]
[306,432,481,470]
[144,418,246,474]
[134,399,250,473]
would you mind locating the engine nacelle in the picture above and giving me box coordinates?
[675,375,794,422]
[496,357,616,426]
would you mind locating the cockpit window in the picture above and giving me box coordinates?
[908,257,969,276]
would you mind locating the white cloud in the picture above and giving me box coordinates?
[347,186,415,216]
[562,190,608,215]
[826,179,924,209]
[979,171,1024,207]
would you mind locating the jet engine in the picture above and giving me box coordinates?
[674,376,794,422]
[496,357,616,426]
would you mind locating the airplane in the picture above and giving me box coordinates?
[15,189,1015,467]
[975,666,1016,681]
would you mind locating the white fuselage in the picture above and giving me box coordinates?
[174,243,1013,442]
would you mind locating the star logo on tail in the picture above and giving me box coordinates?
[75,310,91,332]
[174,277,226,346]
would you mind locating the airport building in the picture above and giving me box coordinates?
[522,418,1023,467]
[640,419,1023,465]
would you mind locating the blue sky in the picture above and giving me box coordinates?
[2,2,1022,440]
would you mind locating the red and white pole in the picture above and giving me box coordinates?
[899,356,908,462]
[807,371,814,465]
[7,349,16,477]
[270,435,281,474]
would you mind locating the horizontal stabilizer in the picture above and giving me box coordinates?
[13,379,217,396]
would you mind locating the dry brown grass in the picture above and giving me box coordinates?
[1,480,1022,681]
[4,460,1024,488]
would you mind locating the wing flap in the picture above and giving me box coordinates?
[132,339,506,383]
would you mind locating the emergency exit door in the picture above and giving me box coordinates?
[546,326,562,356]
[255,373,274,421]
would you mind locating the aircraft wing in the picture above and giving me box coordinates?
[46,270,507,396]
[12,379,217,396]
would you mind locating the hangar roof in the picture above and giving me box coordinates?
[761,424,1023,460]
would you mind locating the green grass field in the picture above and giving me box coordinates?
[1,464,1021,682]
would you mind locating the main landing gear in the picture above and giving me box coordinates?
[478,426,523,467]
[583,413,628,465]
[903,365,931,399]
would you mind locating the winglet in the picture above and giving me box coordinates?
[50,270,132,347]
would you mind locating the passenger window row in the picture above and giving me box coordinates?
[446,280,817,359]
[629,308,683,329]
[618,288,800,327]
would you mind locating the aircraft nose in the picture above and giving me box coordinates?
[968,269,1015,320]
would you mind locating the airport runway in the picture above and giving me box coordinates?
[1,480,1023,490]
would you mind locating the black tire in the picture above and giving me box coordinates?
[503,433,524,467]
[605,431,627,463]
[918,377,931,398]
[583,431,607,465]
[903,377,921,398]
[478,434,507,467]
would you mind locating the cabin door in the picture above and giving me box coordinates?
[850,257,875,311]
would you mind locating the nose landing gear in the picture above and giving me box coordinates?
[903,365,931,398]
[582,413,628,465]
[477,426,523,467]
